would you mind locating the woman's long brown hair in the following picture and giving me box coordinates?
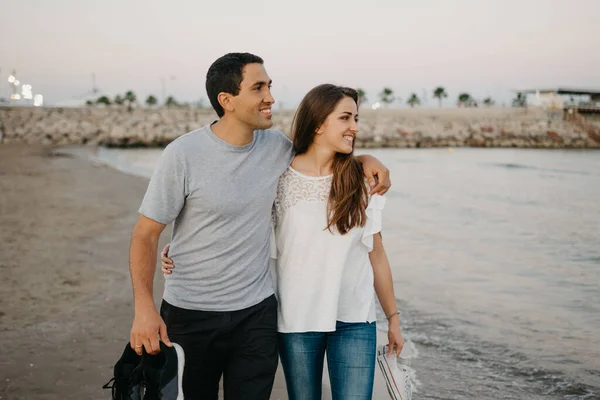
[291,84,368,235]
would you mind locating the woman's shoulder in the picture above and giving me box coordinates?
[276,167,295,190]
[275,167,332,216]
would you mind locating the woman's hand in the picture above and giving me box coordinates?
[387,315,406,356]
[161,243,174,277]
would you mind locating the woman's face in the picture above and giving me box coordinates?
[315,96,359,154]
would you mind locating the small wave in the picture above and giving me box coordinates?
[491,162,536,170]
[390,301,599,399]
[573,256,600,264]
[485,162,592,176]
[539,374,598,399]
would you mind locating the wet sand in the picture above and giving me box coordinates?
[0,144,164,399]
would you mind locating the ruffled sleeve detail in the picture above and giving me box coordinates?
[270,204,278,259]
[361,194,386,251]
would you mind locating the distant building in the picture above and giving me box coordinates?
[517,87,600,109]
[515,87,600,122]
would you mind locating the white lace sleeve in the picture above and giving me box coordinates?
[361,194,386,251]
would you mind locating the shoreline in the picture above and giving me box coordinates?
[2,144,597,399]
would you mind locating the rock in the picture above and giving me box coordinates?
[1,107,599,149]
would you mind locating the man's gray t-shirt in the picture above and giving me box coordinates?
[139,124,293,311]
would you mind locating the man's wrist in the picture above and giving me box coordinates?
[134,296,157,314]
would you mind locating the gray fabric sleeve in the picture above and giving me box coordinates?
[138,144,187,225]
[280,132,294,163]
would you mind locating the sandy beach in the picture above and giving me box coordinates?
[0,144,159,399]
[0,145,296,400]
[3,144,598,399]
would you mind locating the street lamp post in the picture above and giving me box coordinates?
[8,69,20,102]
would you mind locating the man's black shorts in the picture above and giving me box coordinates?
[160,295,278,400]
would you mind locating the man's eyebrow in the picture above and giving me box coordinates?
[252,79,273,88]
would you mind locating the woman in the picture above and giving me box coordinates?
[162,84,404,399]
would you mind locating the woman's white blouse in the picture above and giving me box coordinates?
[270,167,385,333]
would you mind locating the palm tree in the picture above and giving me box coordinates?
[483,97,495,107]
[356,88,367,107]
[379,87,395,107]
[433,87,448,108]
[407,93,421,108]
[146,95,158,107]
[458,93,474,107]
[114,95,124,106]
[165,96,178,108]
[124,90,137,112]
[512,92,527,108]
[96,96,111,106]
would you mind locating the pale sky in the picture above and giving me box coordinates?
[1,0,599,107]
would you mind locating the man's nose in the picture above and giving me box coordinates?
[264,89,275,105]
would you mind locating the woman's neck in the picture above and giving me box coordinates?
[292,145,336,177]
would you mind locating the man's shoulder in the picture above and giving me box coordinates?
[170,127,209,146]
[164,126,210,155]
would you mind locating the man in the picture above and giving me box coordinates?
[129,53,391,399]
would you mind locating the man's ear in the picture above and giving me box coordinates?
[218,92,234,113]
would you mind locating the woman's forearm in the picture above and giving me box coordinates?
[370,232,405,355]
[369,233,398,318]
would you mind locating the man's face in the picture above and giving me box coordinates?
[229,63,275,130]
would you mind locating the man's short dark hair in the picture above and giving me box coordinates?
[206,53,264,117]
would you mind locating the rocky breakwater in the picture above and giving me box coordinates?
[353,108,600,149]
[1,106,599,148]
[0,107,218,147]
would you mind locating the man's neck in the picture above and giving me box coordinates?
[211,116,255,146]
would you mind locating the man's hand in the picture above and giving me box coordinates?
[357,155,391,195]
[161,243,172,277]
[129,215,169,355]
[130,306,172,355]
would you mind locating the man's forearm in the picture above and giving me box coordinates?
[354,154,391,195]
[354,154,370,165]
[129,230,160,313]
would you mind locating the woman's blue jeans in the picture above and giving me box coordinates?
[278,321,376,400]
